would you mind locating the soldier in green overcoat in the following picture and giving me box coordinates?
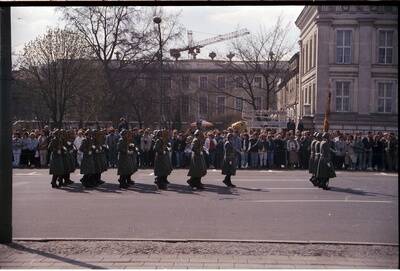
[48,129,64,188]
[117,129,133,189]
[93,130,106,186]
[153,129,172,190]
[126,130,138,186]
[61,129,76,186]
[79,130,96,188]
[316,132,336,190]
[187,129,207,189]
[222,133,237,187]
[308,132,319,186]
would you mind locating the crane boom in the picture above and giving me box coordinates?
[170,28,250,60]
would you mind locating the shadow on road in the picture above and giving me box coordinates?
[6,243,106,269]
[330,187,397,198]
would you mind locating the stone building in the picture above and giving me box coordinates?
[295,5,398,133]
[276,53,300,123]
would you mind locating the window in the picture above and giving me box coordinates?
[217,76,226,89]
[235,97,243,112]
[163,78,171,89]
[236,76,244,88]
[217,96,225,114]
[335,81,350,112]
[181,96,189,115]
[182,76,190,89]
[199,96,208,115]
[254,97,262,109]
[378,30,394,64]
[254,77,262,88]
[199,76,208,89]
[377,82,393,113]
[336,30,352,64]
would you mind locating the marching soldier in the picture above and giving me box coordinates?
[48,129,64,188]
[62,129,76,186]
[127,130,138,186]
[93,130,106,186]
[222,133,237,188]
[153,129,173,190]
[316,132,336,190]
[308,132,318,186]
[79,130,96,188]
[187,129,207,190]
[117,129,133,189]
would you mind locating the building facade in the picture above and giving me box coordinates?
[295,5,398,133]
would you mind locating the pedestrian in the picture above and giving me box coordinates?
[249,133,259,168]
[204,132,217,169]
[266,134,275,169]
[118,117,129,132]
[222,133,237,188]
[334,135,346,170]
[240,133,250,169]
[274,133,286,169]
[12,132,23,168]
[315,132,336,190]
[140,129,152,168]
[37,130,49,168]
[153,129,173,190]
[258,134,268,168]
[286,133,300,169]
[48,129,65,188]
[187,129,207,190]
[106,127,119,168]
[372,135,385,171]
[74,129,84,167]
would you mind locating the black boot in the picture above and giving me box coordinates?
[127,175,135,186]
[119,176,129,189]
[65,173,74,185]
[222,175,230,187]
[187,178,195,188]
[156,176,167,190]
[97,173,105,185]
[58,176,65,187]
[51,176,59,188]
[228,176,236,188]
[195,177,204,190]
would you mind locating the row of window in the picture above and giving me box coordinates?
[301,81,395,115]
[145,75,264,90]
[335,29,395,64]
[198,96,262,115]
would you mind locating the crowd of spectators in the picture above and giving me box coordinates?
[11,124,398,173]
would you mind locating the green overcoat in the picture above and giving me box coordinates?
[187,137,207,178]
[154,139,172,177]
[222,141,237,176]
[79,138,96,175]
[117,139,134,176]
[316,140,336,179]
[93,145,107,173]
[48,138,64,176]
[64,142,76,174]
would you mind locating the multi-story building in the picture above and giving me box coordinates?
[276,53,300,123]
[295,5,398,133]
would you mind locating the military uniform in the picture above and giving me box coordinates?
[48,136,64,188]
[117,137,133,188]
[316,136,336,190]
[63,139,76,185]
[127,142,139,185]
[79,136,96,187]
[222,137,237,187]
[187,136,207,189]
[154,137,172,190]
[308,134,318,186]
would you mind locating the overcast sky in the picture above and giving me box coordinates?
[11,6,304,63]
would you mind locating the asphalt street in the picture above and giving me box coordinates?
[12,168,398,244]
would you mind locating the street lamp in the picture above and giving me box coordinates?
[153,16,164,129]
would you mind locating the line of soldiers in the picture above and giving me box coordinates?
[309,132,336,190]
[48,128,238,190]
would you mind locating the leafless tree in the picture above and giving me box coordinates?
[18,28,92,128]
[59,6,184,125]
[210,16,294,111]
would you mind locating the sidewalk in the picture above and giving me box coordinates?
[0,241,398,269]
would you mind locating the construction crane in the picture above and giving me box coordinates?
[169,28,250,60]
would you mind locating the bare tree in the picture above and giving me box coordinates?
[210,16,294,111]
[59,6,183,125]
[18,28,92,128]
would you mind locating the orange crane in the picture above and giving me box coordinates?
[169,28,250,60]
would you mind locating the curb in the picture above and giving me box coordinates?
[13,238,399,246]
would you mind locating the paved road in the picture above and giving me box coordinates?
[12,169,398,243]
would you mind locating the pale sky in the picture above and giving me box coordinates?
[11,6,304,63]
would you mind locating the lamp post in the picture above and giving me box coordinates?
[0,7,12,244]
[153,16,164,129]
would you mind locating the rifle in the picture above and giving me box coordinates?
[323,80,332,132]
